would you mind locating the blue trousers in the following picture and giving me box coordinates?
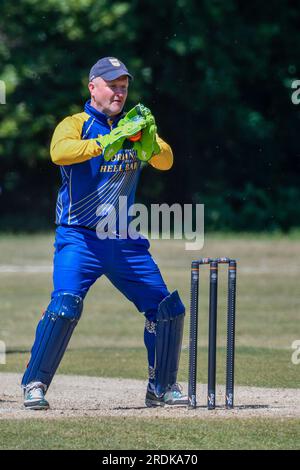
[24,225,169,388]
[53,226,169,309]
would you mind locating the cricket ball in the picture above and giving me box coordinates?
[128,130,142,142]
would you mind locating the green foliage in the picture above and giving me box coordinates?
[195,184,300,231]
[0,0,299,231]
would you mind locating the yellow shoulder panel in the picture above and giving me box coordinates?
[50,112,101,166]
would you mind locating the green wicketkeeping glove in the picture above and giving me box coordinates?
[119,103,152,126]
[118,103,160,161]
[97,116,147,161]
[133,114,161,162]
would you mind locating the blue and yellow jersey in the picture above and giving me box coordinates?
[50,100,173,232]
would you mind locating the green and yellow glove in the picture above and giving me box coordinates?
[120,103,161,162]
[118,103,145,125]
[97,116,147,161]
[133,114,160,162]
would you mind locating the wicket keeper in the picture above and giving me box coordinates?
[21,57,187,409]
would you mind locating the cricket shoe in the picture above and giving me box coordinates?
[145,383,188,407]
[23,382,49,410]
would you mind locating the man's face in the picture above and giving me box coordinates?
[88,76,129,116]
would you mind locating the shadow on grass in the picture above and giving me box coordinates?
[112,404,271,411]
[6,350,30,354]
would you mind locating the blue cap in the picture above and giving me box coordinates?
[89,57,133,81]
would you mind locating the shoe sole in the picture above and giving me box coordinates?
[145,399,165,408]
[24,402,50,411]
[164,400,189,406]
[145,399,188,408]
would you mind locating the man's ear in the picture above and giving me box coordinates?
[88,81,95,97]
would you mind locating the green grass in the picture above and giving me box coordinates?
[0,417,299,450]
[1,234,300,450]
[3,345,298,389]
[1,234,299,387]
[1,234,300,351]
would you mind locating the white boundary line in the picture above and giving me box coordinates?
[0,265,53,273]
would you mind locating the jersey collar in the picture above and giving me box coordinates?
[84,100,123,127]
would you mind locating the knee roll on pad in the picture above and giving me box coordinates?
[157,290,185,321]
[155,291,185,395]
[22,293,83,389]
